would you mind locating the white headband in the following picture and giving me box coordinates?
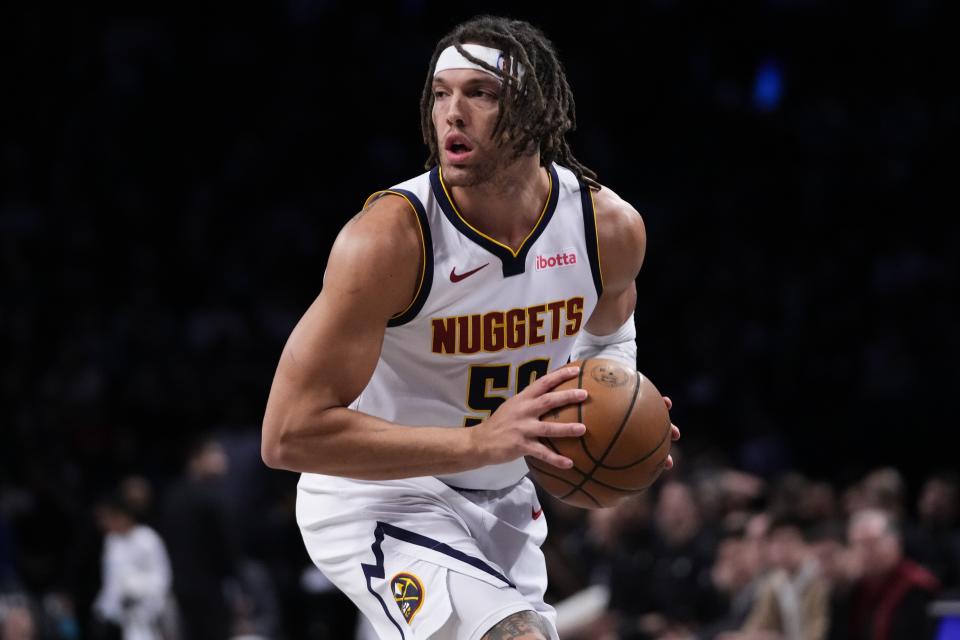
[434,44,525,81]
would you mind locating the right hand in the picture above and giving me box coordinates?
[468,365,587,469]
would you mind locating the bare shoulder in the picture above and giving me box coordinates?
[324,192,424,318]
[336,192,423,264]
[592,185,646,290]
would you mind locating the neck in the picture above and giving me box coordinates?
[114,522,135,535]
[448,154,549,251]
[865,558,903,584]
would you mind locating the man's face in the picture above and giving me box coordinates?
[848,513,900,577]
[95,506,132,533]
[431,68,509,187]
[919,479,958,524]
[766,526,806,572]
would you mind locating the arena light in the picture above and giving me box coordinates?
[753,59,784,112]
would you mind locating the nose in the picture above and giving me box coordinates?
[444,92,467,127]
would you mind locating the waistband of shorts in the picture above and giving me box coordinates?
[442,476,527,497]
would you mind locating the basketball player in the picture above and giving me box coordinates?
[262,16,680,640]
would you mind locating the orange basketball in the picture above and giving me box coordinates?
[526,358,672,509]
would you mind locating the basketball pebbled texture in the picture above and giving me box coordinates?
[525,358,672,509]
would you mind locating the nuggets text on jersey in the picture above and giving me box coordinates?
[340,163,602,489]
[431,296,585,355]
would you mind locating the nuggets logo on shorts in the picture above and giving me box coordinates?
[390,572,424,624]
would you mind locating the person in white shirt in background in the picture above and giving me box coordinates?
[93,494,173,640]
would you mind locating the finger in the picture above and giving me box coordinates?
[527,443,575,469]
[664,454,674,470]
[663,395,672,410]
[670,425,680,441]
[539,421,586,438]
[537,387,588,416]
[524,364,581,396]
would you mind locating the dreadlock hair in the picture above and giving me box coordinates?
[420,15,599,189]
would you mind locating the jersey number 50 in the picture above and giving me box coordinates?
[464,358,551,427]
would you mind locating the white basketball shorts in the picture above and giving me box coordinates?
[296,472,558,640]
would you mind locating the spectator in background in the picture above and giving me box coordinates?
[606,480,720,639]
[539,493,599,602]
[911,472,960,591]
[810,523,861,640]
[845,468,907,523]
[846,508,940,640]
[723,515,830,640]
[569,495,658,640]
[0,600,35,640]
[797,482,840,526]
[767,473,811,523]
[697,527,766,640]
[67,501,108,640]
[92,493,173,640]
[119,477,157,529]
[161,437,239,640]
[690,466,766,536]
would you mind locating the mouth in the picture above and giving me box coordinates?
[444,134,474,163]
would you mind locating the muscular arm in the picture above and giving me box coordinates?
[261,196,586,478]
[584,186,680,468]
[584,186,646,335]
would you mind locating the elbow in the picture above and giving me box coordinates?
[261,409,335,471]
[261,401,341,472]
[260,434,285,470]
[261,418,294,470]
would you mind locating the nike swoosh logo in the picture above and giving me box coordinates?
[449,263,489,283]
[532,507,543,520]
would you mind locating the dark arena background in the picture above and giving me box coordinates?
[2,2,959,639]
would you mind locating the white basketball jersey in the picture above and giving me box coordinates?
[351,162,603,490]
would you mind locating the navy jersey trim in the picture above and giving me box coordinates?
[430,164,560,278]
[378,521,515,587]
[368,189,433,328]
[359,520,515,639]
[361,520,514,589]
[361,523,406,639]
[579,181,604,297]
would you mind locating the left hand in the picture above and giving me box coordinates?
[662,396,680,470]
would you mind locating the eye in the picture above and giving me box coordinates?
[433,89,449,99]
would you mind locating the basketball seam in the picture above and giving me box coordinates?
[576,359,587,426]
[588,372,642,467]
[537,437,604,503]
[540,437,560,455]
[525,459,602,507]
[586,461,667,493]
[576,358,607,464]
[587,418,672,470]
[555,359,601,505]
[537,360,670,506]
[558,368,641,501]
[527,455,663,500]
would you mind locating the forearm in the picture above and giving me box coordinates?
[572,312,637,366]
[263,405,480,479]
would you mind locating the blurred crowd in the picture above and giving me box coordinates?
[545,460,959,640]
[3,446,959,640]
[0,435,336,640]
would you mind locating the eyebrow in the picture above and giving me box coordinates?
[432,76,501,89]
